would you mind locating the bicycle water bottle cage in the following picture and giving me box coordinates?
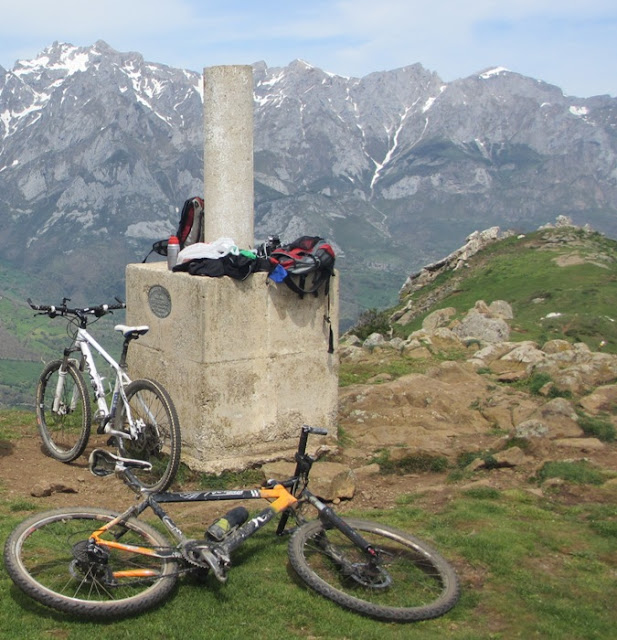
[88,448,153,477]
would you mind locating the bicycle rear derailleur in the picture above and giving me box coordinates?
[70,539,116,586]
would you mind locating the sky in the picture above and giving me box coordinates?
[0,0,615,98]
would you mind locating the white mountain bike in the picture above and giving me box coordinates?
[28,297,181,492]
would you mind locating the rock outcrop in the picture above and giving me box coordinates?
[337,297,617,496]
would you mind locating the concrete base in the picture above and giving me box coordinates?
[125,261,339,472]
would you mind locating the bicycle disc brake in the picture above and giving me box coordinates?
[132,419,162,455]
[318,534,393,589]
[347,562,392,589]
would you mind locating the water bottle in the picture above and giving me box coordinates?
[167,235,180,270]
[206,506,249,541]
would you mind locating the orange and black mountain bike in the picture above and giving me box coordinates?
[4,426,460,622]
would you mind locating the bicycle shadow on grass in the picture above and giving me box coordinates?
[3,580,182,625]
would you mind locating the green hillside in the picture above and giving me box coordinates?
[354,226,617,355]
[0,262,125,408]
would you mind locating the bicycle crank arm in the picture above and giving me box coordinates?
[89,448,153,477]
[105,428,133,440]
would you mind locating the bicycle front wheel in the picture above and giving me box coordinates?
[36,359,92,462]
[3,507,178,619]
[115,379,181,492]
[288,518,460,622]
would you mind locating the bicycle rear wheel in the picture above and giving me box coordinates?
[3,507,178,619]
[115,379,181,492]
[288,518,460,622]
[36,359,92,462]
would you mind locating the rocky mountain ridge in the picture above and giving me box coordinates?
[1,41,617,328]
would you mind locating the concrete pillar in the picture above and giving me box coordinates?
[125,65,339,473]
[203,65,254,247]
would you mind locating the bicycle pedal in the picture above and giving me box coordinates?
[198,548,229,583]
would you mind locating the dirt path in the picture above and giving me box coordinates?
[3,418,616,526]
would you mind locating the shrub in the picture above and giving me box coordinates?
[535,460,605,486]
[373,450,449,475]
[351,308,391,341]
[577,413,616,442]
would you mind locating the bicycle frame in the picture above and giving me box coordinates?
[89,484,299,573]
[71,327,129,418]
[58,326,148,443]
[87,483,376,583]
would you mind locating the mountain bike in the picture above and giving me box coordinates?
[27,297,181,492]
[4,426,460,622]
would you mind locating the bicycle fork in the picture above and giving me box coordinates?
[52,349,81,414]
[304,492,379,558]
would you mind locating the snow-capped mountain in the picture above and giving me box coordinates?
[1,41,616,327]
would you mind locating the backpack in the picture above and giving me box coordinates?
[176,196,204,248]
[269,235,336,353]
[142,196,204,261]
[269,236,335,298]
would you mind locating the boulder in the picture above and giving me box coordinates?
[422,307,456,331]
[579,384,617,414]
[514,420,550,438]
[528,398,584,438]
[488,300,514,319]
[492,446,532,467]
[452,309,510,343]
[363,333,387,349]
[261,460,356,502]
[553,438,605,451]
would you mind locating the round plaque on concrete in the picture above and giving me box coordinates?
[148,285,172,318]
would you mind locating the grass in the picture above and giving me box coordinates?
[534,460,607,486]
[339,347,467,387]
[1,484,617,639]
[1,400,616,640]
[0,409,32,440]
[576,412,617,442]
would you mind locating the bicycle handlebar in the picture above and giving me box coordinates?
[27,297,126,319]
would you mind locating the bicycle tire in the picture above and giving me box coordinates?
[36,359,92,462]
[3,507,178,619]
[288,517,460,622]
[115,378,181,492]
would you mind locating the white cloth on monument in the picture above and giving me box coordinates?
[176,238,239,264]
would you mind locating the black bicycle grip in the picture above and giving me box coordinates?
[305,426,328,436]
[27,298,55,314]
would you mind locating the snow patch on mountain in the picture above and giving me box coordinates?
[479,66,510,79]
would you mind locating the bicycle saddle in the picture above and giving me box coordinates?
[114,324,150,338]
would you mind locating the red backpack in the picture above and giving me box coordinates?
[269,235,336,353]
[142,196,204,261]
[175,196,204,248]
[269,236,335,298]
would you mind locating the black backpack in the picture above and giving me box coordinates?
[142,197,204,261]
